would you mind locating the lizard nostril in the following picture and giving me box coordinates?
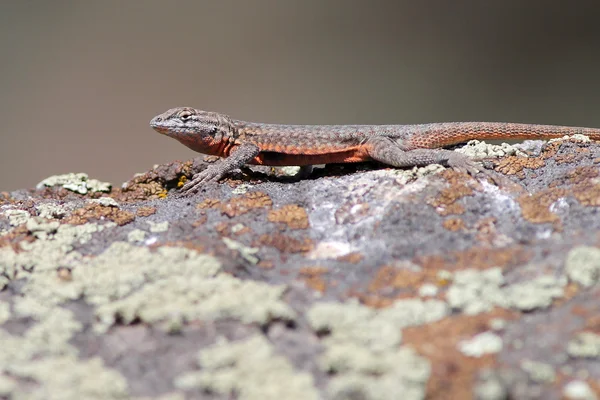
[150,116,162,126]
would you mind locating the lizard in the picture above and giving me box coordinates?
[150,107,600,193]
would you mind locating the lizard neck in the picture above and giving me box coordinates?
[174,119,237,156]
[175,133,232,156]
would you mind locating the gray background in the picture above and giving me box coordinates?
[2,1,600,191]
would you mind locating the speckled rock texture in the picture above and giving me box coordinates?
[1,137,599,399]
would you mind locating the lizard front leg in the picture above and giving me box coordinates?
[365,136,482,176]
[182,143,260,193]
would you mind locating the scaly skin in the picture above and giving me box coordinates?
[150,107,600,193]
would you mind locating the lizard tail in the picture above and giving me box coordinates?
[407,122,600,149]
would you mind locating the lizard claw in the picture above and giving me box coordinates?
[181,165,225,194]
[447,153,512,187]
[447,153,481,177]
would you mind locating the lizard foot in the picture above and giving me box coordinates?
[447,153,482,177]
[181,165,226,194]
[448,154,512,187]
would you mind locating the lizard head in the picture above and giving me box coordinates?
[150,107,235,144]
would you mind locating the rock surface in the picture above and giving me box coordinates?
[1,137,599,399]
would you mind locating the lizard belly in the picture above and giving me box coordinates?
[251,149,370,166]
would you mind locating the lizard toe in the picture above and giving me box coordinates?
[181,181,201,194]
[180,167,225,193]
[447,154,481,177]
[181,174,208,194]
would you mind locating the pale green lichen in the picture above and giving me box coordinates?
[0,374,16,396]
[567,332,600,359]
[446,268,566,314]
[131,392,186,400]
[127,229,146,243]
[222,237,260,264]
[488,318,507,331]
[89,197,120,207]
[308,299,448,352]
[279,166,302,176]
[565,246,600,288]
[0,276,8,291]
[0,307,129,399]
[458,332,503,357]
[549,134,592,144]
[148,221,169,233]
[0,222,113,297]
[473,370,508,400]
[4,209,31,226]
[520,359,556,383]
[133,393,186,400]
[0,308,81,366]
[17,242,216,316]
[231,223,246,233]
[392,164,446,185]
[307,241,353,260]
[325,347,430,400]
[563,380,597,400]
[308,300,400,351]
[0,200,312,397]
[504,275,566,311]
[446,268,505,315]
[455,140,527,159]
[175,335,319,400]
[95,269,294,332]
[36,203,68,219]
[0,302,10,324]
[418,283,439,297]
[26,217,60,240]
[15,240,290,332]
[9,356,129,400]
[307,299,440,400]
[231,184,253,195]
[1,222,113,281]
[37,172,111,194]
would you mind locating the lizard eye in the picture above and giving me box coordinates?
[179,111,192,121]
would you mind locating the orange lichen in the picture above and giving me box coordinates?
[268,204,309,230]
[298,266,329,293]
[367,266,426,292]
[192,215,208,227]
[428,170,481,216]
[257,260,274,269]
[474,217,499,244]
[116,160,194,202]
[572,183,600,206]
[64,203,135,226]
[566,166,599,185]
[136,206,157,217]
[402,309,518,400]
[495,156,545,177]
[0,224,32,251]
[517,188,566,225]
[257,234,313,253]
[336,252,364,263]
[443,218,466,232]
[196,198,221,210]
[415,246,531,271]
[220,191,272,217]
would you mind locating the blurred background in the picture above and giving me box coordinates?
[2,1,600,191]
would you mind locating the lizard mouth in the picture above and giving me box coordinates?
[151,126,168,134]
[150,117,190,136]
[149,118,169,135]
